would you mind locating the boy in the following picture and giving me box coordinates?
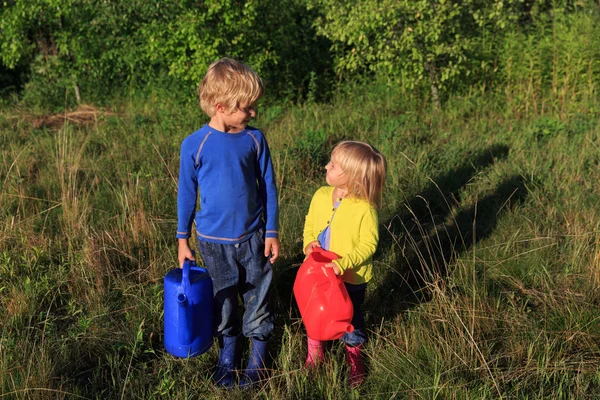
[176,58,279,388]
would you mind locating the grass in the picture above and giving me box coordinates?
[1,78,599,399]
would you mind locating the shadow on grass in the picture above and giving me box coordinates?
[369,144,528,321]
[270,252,306,352]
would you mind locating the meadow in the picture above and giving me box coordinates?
[1,70,599,399]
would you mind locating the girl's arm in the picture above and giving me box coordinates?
[302,192,320,254]
[333,206,379,273]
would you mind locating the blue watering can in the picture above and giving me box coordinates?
[164,257,213,357]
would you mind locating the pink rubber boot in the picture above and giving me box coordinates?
[305,337,324,368]
[345,344,365,387]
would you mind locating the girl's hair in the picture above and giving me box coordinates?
[333,141,387,208]
[198,58,264,117]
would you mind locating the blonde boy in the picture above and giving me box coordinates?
[177,58,279,388]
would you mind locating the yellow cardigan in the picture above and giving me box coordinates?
[303,186,379,284]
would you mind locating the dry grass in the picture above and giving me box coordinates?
[24,104,120,130]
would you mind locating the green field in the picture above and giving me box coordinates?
[1,75,599,399]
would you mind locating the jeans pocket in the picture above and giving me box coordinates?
[197,239,217,261]
[253,227,266,246]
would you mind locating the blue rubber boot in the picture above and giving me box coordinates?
[214,335,238,388]
[239,338,269,389]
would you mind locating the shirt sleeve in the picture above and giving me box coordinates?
[256,133,279,239]
[302,191,319,252]
[176,138,198,239]
[333,206,379,273]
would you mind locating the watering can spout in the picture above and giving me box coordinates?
[323,321,354,339]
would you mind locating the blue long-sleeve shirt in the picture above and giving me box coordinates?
[176,124,279,244]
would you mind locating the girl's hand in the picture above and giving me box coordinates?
[322,262,341,276]
[178,239,196,268]
[304,240,321,255]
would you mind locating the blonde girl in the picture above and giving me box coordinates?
[302,140,386,387]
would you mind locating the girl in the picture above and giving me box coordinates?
[302,140,386,387]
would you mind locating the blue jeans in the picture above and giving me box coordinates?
[340,282,367,347]
[197,228,274,341]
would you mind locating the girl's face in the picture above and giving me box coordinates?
[325,153,348,189]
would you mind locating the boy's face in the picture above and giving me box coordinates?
[219,102,256,133]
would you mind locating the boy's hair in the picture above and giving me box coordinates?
[332,141,387,208]
[198,58,264,117]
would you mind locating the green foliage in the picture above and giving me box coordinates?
[528,116,567,140]
[2,0,599,109]
[499,5,600,117]
[306,0,528,106]
[140,0,270,85]
[1,0,166,107]
[0,0,333,107]
[304,0,600,109]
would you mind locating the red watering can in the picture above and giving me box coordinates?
[293,247,354,340]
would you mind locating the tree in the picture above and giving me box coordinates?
[306,0,526,109]
[0,0,332,106]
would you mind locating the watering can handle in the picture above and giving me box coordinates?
[181,251,196,298]
[317,252,340,284]
[322,263,341,284]
[310,247,341,283]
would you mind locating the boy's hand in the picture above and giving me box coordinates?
[178,239,197,268]
[265,238,280,264]
[304,240,321,255]
[322,262,341,276]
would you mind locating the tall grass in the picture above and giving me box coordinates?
[500,7,600,118]
[1,12,600,399]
